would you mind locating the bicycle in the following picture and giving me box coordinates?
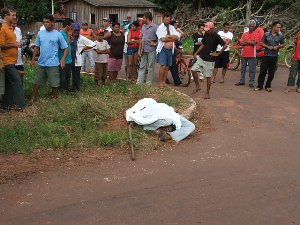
[229,45,241,70]
[175,42,192,87]
[284,45,294,68]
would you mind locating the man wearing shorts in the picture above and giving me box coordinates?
[30,14,68,104]
[0,7,26,111]
[191,22,227,99]
[156,13,180,88]
[211,22,233,83]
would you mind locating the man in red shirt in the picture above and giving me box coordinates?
[285,31,300,93]
[80,22,95,74]
[235,20,260,88]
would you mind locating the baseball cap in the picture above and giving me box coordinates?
[96,29,104,35]
[204,22,215,31]
[71,23,81,30]
[127,15,132,18]
[103,17,110,22]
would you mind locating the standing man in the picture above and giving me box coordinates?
[29,14,68,104]
[59,18,73,91]
[255,21,285,92]
[12,21,24,84]
[235,20,260,88]
[192,23,205,81]
[0,7,25,111]
[211,22,233,83]
[103,18,112,34]
[285,31,300,93]
[191,22,227,99]
[136,11,158,85]
[156,13,180,88]
[70,23,96,92]
[80,22,95,74]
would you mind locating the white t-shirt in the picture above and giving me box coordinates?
[156,23,180,54]
[217,30,233,52]
[94,40,110,63]
[14,27,23,66]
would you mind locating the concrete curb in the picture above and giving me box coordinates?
[172,88,197,120]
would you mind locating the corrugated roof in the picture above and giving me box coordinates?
[64,0,157,7]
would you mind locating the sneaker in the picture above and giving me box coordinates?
[235,82,245,86]
[254,87,263,91]
[265,87,272,92]
[249,84,254,88]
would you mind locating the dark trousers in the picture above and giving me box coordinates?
[257,56,278,88]
[2,64,26,109]
[59,63,72,91]
[169,54,182,86]
[71,65,81,91]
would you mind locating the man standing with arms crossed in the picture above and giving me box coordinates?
[0,7,25,111]
[136,11,158,85]
[156,13,180,88]
[80,22,95,74]
[191,22,227,99]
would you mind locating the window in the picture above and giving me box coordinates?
[137,14,143,19]
[91,13,95,24]
[69,12,77,21]
[109,14,118,23]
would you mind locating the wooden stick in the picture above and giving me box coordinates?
[128,122,135,161]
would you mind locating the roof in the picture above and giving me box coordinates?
[63,0,157,7]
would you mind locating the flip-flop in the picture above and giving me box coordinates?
[191,88,201,94]
[204,95,210,99]
[219,80,224,83]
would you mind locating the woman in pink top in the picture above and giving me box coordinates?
[127,21,140,81]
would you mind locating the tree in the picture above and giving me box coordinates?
[3,0,59,23]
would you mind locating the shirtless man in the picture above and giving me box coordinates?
[156,13,180,88]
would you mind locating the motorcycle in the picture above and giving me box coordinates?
[21,31,38,62]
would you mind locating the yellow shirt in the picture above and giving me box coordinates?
[0,23,18,65]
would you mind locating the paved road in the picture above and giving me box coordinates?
[1,66,300,225]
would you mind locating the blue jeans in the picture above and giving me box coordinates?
[2,64,26,109]
[169,53,182,86]
[240,57,256,85]
[137,51,156,84]
[81,50,95,72]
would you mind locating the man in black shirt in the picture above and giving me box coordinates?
[191,22,227,99]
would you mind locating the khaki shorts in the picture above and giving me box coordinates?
[34,66,60,87]
[191,56,215,78]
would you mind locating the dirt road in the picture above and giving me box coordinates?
[1,66,300,225]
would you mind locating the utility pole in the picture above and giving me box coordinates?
[52,0,54,14]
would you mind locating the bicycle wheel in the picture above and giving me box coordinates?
[284,48,293,68]
[177,59,191,87]
[229,51,240,70]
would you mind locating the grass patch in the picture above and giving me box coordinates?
[0,66,191,154]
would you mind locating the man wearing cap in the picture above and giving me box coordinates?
[235,20,260,88]
[80,22,95,74]
[70,23,96,91]
[191,21,227,99]
[0,7,26,111]
[103,18,112,34]
[29,14,68,104]
[136,11,158,85]
[94,29,110,85]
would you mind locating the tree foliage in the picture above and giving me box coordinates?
[2,0,59,23]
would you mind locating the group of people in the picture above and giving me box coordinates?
[1,7,300,113]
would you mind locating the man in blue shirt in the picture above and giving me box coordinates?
[58,18,73,91]
[29,14,68,104]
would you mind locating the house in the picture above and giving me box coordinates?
[62,0,163,29]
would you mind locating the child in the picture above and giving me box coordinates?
[94,29,110,85]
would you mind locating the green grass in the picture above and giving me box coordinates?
[0,66,191,153]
